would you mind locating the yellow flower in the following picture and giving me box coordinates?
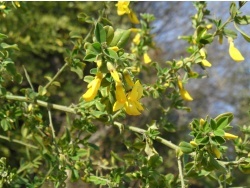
[113,80,144,116]
[133,33,141,45]
[115,1,130,15]
[206,24,213,30]
[125,80,144,115]
[199,48,212,67]
[224,132,238,140]
[123,70,134,87]
[107,62,121,84]
[113,82,127,111]
[108,46,119,52]
[130,28,141,33]
[201,59,212,67]
[229,41,244,62]
[190,140,198,147]
[211,146,222,159]
[128,10,140,24]
[177,79,193,101]
[82,72,103,101]
[143,52,152,64]
[0,5,6,9]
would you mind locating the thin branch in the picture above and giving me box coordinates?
[0,135,38,149]
[178,157,185,188]
[5,94,76,114]
[48,109,56,139]
[22,65,34,91]
[44,62,68,90]
[118,124,180,151]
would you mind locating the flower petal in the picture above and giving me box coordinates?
[128,10,140,24]
[115,84,127,103]
[125,100,141,115]
[113,101,125,112]
[180,89,193,101]
[201,59,212,67]
[229,42,244,62]
[143,52,152,64]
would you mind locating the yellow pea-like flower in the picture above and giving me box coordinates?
[113,83,127,112]
[108,46,119,52]
[143,52,152,64]
[128,10,140,24]
[224,132,238,140]
[201,59,212,67]
[211,146,222,159]
[177,79,193,101]
[229,41,244,62]
[82,73,103,101]
[123,70,134,87]
[133,33,141,45]
[115,1,130,15]
[107,62,121,84]
[206,24,213,30]
[199,118,205,126]
[190,140,198,147]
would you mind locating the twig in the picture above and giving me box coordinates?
[22,65,34,91]
[44,62,68,90]
[178,157,185,188]
[127,125,179,150]
[48,109,56,139]
[0,135,38,149]
[5,94,76,114]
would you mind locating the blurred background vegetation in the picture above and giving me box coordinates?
[1,2,250,187]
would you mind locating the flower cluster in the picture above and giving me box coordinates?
[82,62,144,116]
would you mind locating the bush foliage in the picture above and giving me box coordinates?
[1,1,250,188]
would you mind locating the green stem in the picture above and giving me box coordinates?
[44,62,68,90]
[48,109,56,139]
[5,94,76,114]
[178,157,185,188]
[127,125,179,151]
[0,135,38,149]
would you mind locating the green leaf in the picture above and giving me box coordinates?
[104,25,114,45]
[69,31,82,39]
[214,112,234,122]
[213,129,225,137]
[0,33,8,40]
[109,29,131,48]
[4,61,16,75]
[0,43,19,50]
[234,22,250,42]
[179,141,193,154]
[94,23,106,43]
[51,81,61,87]
[88,176,108,185]
[38,85,47,96]
[148,154,163,168]
[1,119,11,131]
[70,62,85,79]
[229,2,237,18]
[210,119,217,130]
[77,13,93,23]
[83,54,97,62]
[103,49,118,59]
[223,29,237,39]
[235,15,250,25]
[217,117,229,129]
